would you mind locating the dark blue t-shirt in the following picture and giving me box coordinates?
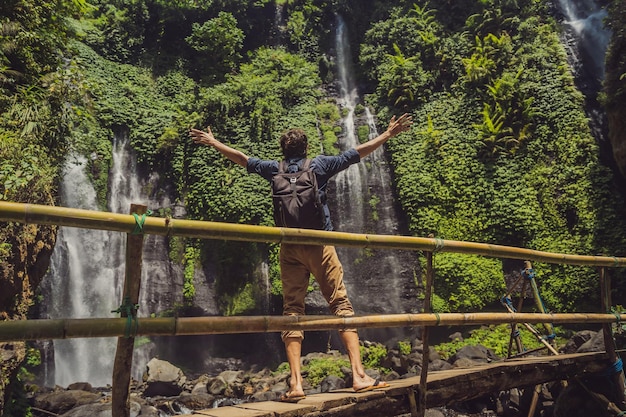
[247,149,360,231]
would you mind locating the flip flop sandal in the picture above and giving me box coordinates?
[279,392,307,403]
[354,378,390,393]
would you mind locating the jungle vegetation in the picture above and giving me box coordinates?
[2,0,626,323]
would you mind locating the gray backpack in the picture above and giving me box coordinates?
[271,159,324,230]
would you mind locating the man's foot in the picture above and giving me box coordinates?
[353,378,390,393]
[279,390,306,403]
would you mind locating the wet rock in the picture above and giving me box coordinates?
[429,359,453,371]
[553,381,612,417]
[142,358,186,397]
[577,329,605,352]
[34,389,102,415]
[320,375,346,392]
[59,401,141,417]
[561,330,596,354]
[176,392,216,409]
[450,344,499,366]
[66,382,93,392]
[207,376,228,395]
[251,390,280,402]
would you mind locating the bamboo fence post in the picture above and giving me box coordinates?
[112,204,147,417]
[512,279,528,355]
[599,267,626,410]
[418,243,435,417]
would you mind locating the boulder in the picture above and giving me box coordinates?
[176,393,216,409]
[561,330,596,354]
[59,401,141,417]
[320,375,346,392]
[576,329,605,353]
[34,389,101,415]
[450,344,499,366]
[142,358,186,397]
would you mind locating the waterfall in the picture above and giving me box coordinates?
[41,132,180,387]
[557,0,610,80]
[330,15,420,342]
[554,0,614,166]
[42,154,123,387]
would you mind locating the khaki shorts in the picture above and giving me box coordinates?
[279,243,356,341]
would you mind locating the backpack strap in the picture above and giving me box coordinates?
[279,158,311,173]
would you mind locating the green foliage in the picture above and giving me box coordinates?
[3,347,41,417]
[223,282,256,316]
[397,340,411,356]
[360,342,388,369]
[186,12,244,80]
[368,194,380,222]
[183,245,200,301]
[0,133,55,203]
[316,100,341,155]
[425,253,505,312]
[434,324,565,360]
[303,357,350,387]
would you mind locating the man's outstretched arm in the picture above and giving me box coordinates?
[189,127,250,167]
[355,113,413,159]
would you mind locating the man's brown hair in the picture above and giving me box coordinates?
[280,128,308,158]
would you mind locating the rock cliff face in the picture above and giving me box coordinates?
[608,110,626,180]
[603,4,626,182]
[0,214,57,413]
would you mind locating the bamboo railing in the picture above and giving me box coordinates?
[2,200,625,417]
[0,312,624,342]
[3,200,626,266]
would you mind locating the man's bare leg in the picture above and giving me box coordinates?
[339,330,385,391]
[284,336,306,398]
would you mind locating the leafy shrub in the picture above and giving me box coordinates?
[426,253,505,312]
[303,357,350,387]
[360,342,388,370]
[434,324,565,360]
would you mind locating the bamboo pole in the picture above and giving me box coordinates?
[524,261,555,343]
[599,267,626,410]
[112,204,146,417]
[3,201,626,267]
[418,247,434,417]
[0,313,623,342]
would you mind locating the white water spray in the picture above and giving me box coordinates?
[44,154,123,387]
[42,133,174,386]
[331,15,419,325]
[558,0,610,79]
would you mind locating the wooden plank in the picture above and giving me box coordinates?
[189,407,273,416]
[236,400,317,416]
[178,352,610,417]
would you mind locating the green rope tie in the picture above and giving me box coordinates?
[111,296,139,338]
[617,410,626,417]
[433,312,441,326]
[611,307,622,324]
[132,209,153,235]
[433,238,445,253]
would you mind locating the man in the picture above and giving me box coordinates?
[189,113,412,401]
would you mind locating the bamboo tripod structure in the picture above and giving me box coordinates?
[1,201,626,416]
[501,261,559,417]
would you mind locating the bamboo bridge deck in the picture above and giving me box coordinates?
[179,351,610,417]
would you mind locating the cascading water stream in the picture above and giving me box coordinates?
[43,154,124,387]
[555,0,614,168]
[41,133,177,387]
[330,15,420,341]
[557,0,610,81]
